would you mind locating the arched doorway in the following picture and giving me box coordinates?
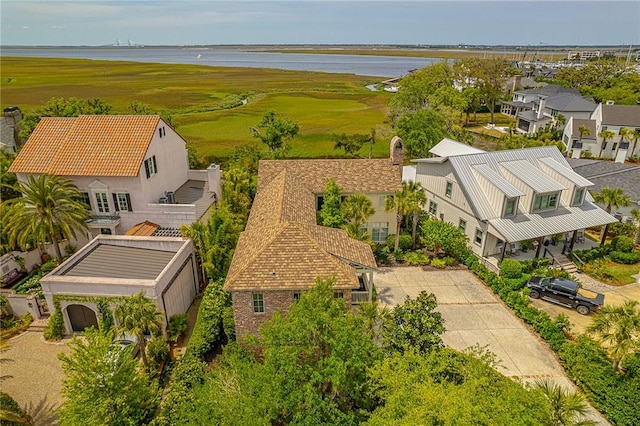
[66,304,98,332]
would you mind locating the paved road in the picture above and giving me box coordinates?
[374,267,610,425]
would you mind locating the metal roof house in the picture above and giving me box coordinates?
[40,235,199,335]
[413,139,616,267]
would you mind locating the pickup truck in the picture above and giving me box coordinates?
[526,276,604,315]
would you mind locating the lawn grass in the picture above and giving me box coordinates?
[604,260,640,285]
[1,56,392,160]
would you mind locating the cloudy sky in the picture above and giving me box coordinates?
[2,1,638,46]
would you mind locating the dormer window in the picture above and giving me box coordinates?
[572,188,585,206]
[533,192,559,212]
[504,197,517,217]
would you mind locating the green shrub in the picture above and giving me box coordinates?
[500,259,523,279]
[43,307,65,340]
[393,250,404,262]
[501,274,530,292]
[387,234,413,251]
[186,283,230,360]
[222,305,235,342]
[609,250,640,264]
[609,222,635,239]
[167,314,188,343]
[373,244,391,264]
[147,336,170,365]
[430,258,446,269]
[403,251,430,266]
[611,236,635,253]
[519,257,551,273]
[96,298,113,334]
[442,256,455,266]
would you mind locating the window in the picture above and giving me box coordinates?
[439,213,445,221]
[601,126,608,131]
[572,188,585,206]
[504,198,517,216]
[293,293,301,302]
[378,195,386,209]
[252,293,264,313]
[445,182,452,198]
[428,201,437,215]
[113,193,132,212]
[81,192,91,210]
[474,229,483,245]
[533,193,558,211]
[371,222,389,243]
[459,219,466,233]
[612,143,618,151]
[316,196,324,211]
[95,192,109,213]
[158,127,166,138]
[334,292,344,299]
[144,155,158,178]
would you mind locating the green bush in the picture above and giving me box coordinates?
[611,236,635,253]
[442,256,455,266]
[500,259,523,279]
[393,250,404,262]
[387,234,412,251]
[167,314,188,343]
[222,305,235,342]
[573,244,613,262]
[186,283,230,360]
[403,251,430,266]
[373,244,391,264]
[430,258,446,269]
[609,250,640,264]
[519,257,551,273]
[609,222,635,238]
[43,307,64,340]
[147,335,170,365]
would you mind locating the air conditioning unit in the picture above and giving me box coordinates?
[165,191,175,204]
[158,197,168,204]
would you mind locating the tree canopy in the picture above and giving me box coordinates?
[319,178,345,228]
[251,111,299,158]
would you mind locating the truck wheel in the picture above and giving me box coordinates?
[576,305,590,315]
[529,290,540,299]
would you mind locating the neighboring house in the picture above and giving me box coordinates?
[504,75,545,95]
[515,93,596,136]
[0,106,22,153]
[566,158,640,221]
[413,139,616,262]
[565,104,640,162]
[501,84,579,118]
[224,138,404,337]
[8,115,221,236]
[39,235,199,335]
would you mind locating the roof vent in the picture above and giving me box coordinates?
[605,100,615,105]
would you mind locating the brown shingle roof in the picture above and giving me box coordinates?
[9,115,160,176]
[257,158,402,193]
[601,105,640,127]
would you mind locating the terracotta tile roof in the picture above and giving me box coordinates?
[126,221,160,236]
[9,115,160,176]
[257,158,402,193]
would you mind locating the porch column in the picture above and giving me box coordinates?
[500,242,508,262]
[534,236,545,258]
[569,229,578,252]
[368,270,373,301]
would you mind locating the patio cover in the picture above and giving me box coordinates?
[487,202,617,242]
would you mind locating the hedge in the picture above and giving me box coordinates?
[609,250,640,265]
[185,282,230,360]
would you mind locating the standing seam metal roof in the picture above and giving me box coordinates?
[499,160,566,193]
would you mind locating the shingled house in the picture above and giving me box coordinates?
[224,138,404,337]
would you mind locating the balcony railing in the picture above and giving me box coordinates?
[351,291,370,304]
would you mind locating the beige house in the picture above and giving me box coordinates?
[414,139,616,264]
[40,235,199,335]
[224,138,404,337]
[9,115,220,236]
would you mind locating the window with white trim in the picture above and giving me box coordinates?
[252,293,264,313]
[572,188,585,206]
[504,198,517,217]
[113,193,132,212]
[474,229,483,245]
[95,192,109,213]
[459,219,466,233]
[445,182,452,198]
[371,222,388,243]
[144,155,158,179]
[428,201,437,215]
[533,193,558,211]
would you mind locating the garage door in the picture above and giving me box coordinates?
[67,304,98,332]
[163,260,197,320]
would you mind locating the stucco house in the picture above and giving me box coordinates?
[224,138,404,337]
[40,235,199,335]
[565,103,640,162]
[413,139,616,265]
[8,115,221,237]
[500,84,580,118]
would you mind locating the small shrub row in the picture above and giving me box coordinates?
[573,244,614,263]
[609,250,640,265]
[386,234,413,252]
[186,282,231,360]
[43,307,64,340]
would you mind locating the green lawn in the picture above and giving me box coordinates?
[1,56,393,160]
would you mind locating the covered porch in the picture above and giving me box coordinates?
[351,267,375,304]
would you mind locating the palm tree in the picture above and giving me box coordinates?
[592,187,631,245]
[114,292,163,368]
[1,174,89,262]
[385,186,411,252]
[597,129,614,159]
[403,181,427,248]
[618,127,633,158]
[341,193,375,240]
[631,128,640,158]
[587,300,640,372]
[534,380,595,426]
[357,301,390,343]
[630,208,640,246]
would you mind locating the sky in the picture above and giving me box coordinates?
[1,1,639,47]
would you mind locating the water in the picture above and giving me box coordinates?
[0,46,439,78]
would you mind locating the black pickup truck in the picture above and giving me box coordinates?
[526,276,605,315]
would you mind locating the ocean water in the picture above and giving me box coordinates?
[1,46,439,78]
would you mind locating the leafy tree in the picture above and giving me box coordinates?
[0,151,20,202]
[341,193,374,240]
[128,100,174,128]
[597,129,614,158]
[333,130,376,159]
[186,146,199,169]
[403,181,427,248]
[357,301,389,343]
[319,178,344,228]
[419,218,469,258]
[384,187,412,253]
[587,300,640,372]
[592,187,631,245]
[533,380,595,426]
[19,97,113,141]
[382,291,444,354]
[395,108,449,159]
[459,58,514,124]
[630,208,640,246]
[1,174,89,262]
[114,292,163,368]
[251,111,299,158]
[58,328,159,426]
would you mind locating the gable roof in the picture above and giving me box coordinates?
[517,84,579,97]
[545,93,596,113]
[258,158,401,193]
[429,138,486,157]
[601,105,640,127]
[9,115,161,176]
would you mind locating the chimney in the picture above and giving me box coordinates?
[537,98,546,119]
[390,136,404,166]
[207,164,222,201]
[512,75,521,93]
